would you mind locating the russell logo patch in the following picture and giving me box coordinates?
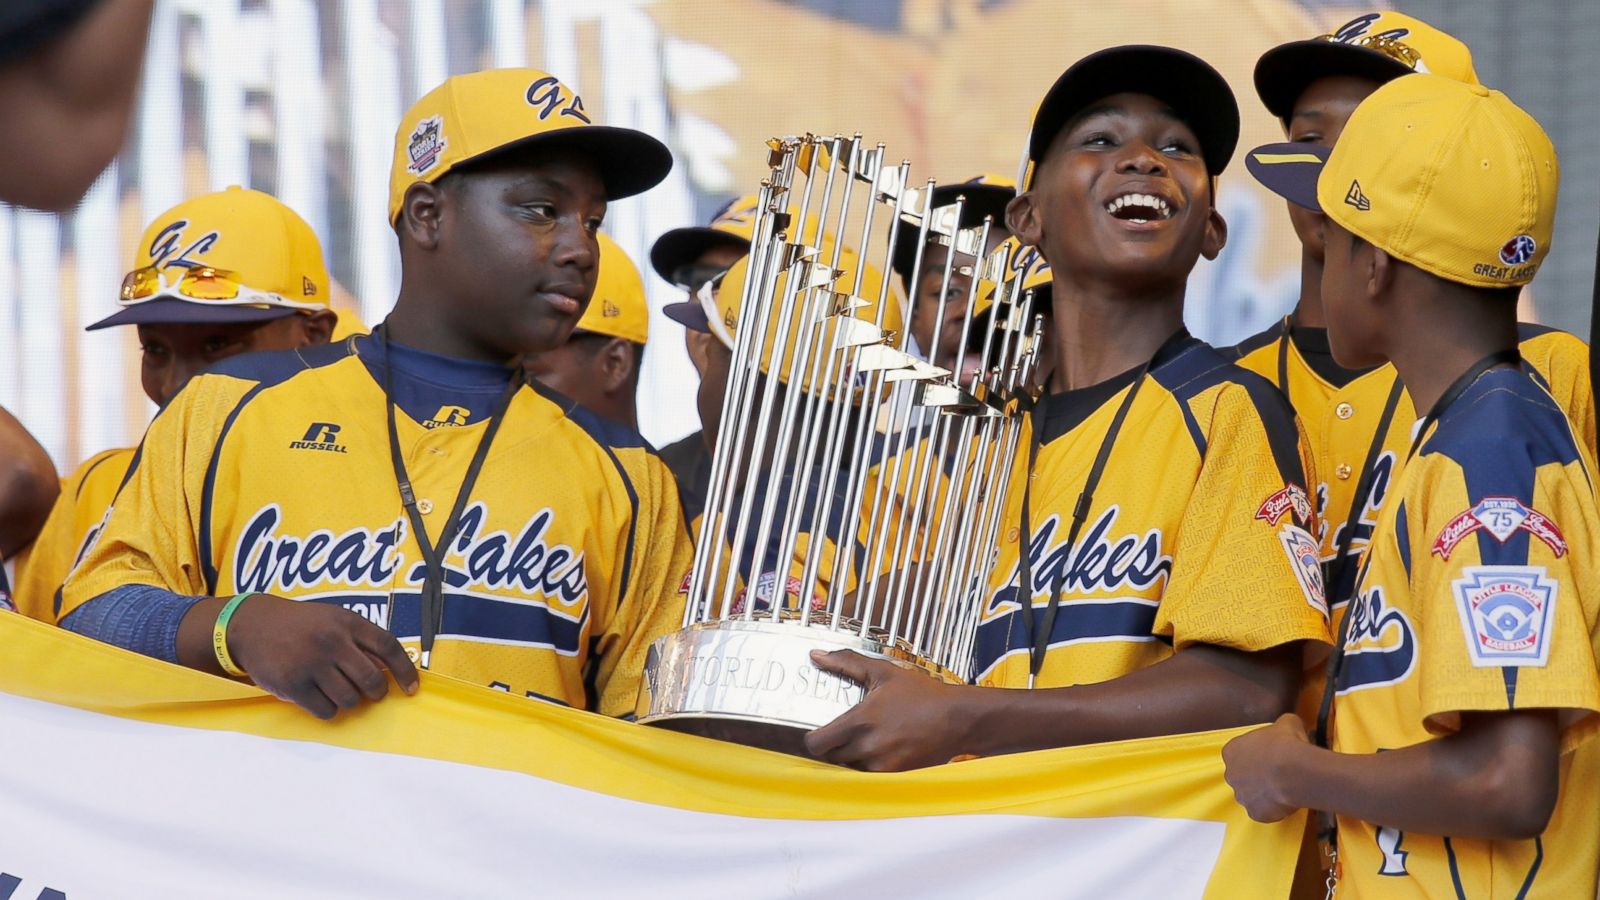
[1432,496,1567,560]
[1453,565,1558,667]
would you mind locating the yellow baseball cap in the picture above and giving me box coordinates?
[649,193,760,285]
[670,241,906,399]
[1255,75,1558,288]
[388,68,672,224]
[978,236,1053,316]
[573,232,648,345]
[1255,12,1479,121]
[90,186,330,331]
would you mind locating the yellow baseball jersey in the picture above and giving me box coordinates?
[1330,367,1600,898]
[60,336,693,716]
[1232,321,1594,612]
[12,447,133,622]
[973,333,1332,687]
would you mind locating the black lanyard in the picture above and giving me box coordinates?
[1015,329,1185,685]
[377,326,523,666]
[1311,348,1519,848]
[1275,316,1293,405]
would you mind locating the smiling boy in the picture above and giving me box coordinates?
[804,46,1329,770]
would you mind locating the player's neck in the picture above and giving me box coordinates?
[1289,252,1327,329]
[1047,277,1185,393]
[384,293,509,363]
[1385,286,1518,416]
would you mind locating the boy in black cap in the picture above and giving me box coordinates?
[804,46,1330,770]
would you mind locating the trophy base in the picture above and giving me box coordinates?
[635,619,955,758]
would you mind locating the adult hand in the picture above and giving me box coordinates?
[803,649,970,771]
[1222,712,1311,823]
[227,594,419,720]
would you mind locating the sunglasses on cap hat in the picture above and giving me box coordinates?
[120,265,324,311]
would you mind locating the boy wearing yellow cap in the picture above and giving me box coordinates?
[12,186,339,621]
[668,240,901,610]
[804,47,1329,771]
[1223,74,1600,899]
[59,70,694,721]
[652,195,761,502]
[523,233,650,429]
[1234,11,1594,621]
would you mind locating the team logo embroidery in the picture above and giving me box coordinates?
[1499,234,1537,266]
[1279,525,1328,616]
[302,276,318,297]
[1452,565,1558,667]
[1330,13,1410,45]
[289,422,347,453]
[406,115,447,176]
[1256,483,1312,526]
[424,405,471,429]
[1344,180,1371,211]
[677,571,692,595]
[1336,585,1417,694]
[1431,496,1567,560]
[148,219,219,268]
[525,76,591,123]
[602,299,621,317]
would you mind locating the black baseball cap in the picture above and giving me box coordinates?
[1024,45,1240,186]
[892,175,1016,283]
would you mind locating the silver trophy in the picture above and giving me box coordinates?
[636,135,1044,755]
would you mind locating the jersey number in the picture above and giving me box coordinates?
[1376,826,1409,875]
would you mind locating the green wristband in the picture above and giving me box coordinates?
[212,592,253,678]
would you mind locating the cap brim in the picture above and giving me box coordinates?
[1028,45,1240,177]
[650,227,750,282]
[464,126,674,201]
[85,299,302,331]
[1254,40,1414,121]
[663,299,710,333]
[1244,142,1328,212]
[893,183,1016,279]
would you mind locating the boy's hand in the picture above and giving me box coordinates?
[803,649,969,771]
[228,594,420,719]
[1222,712,1310,823]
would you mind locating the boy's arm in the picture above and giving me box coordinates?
[0,404,57,559]
[808,382,1326,770]
[1223,710,1560,841]
[806,642,1299,770]
[61,377,416,718]
[592,451,693,718]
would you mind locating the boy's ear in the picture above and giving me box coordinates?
[1004,193,1042,248]
[1368,244,1394,302]
[298,309,339,346]
[599,337,635,393]
[400,181,446,251]
[1199,206,1228,261]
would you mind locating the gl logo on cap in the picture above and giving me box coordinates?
[526,76,591,124]
[1500,234,1536,266]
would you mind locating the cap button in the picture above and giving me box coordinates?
[1468,84,1491,97]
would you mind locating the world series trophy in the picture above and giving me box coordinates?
[636,134,1045,755]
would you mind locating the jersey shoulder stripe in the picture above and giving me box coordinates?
[527,377,656,454]
[1150,340,1306,488]
[1423,372,1584,472]
[71,448,131,502]
[1224,317,1288,361]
